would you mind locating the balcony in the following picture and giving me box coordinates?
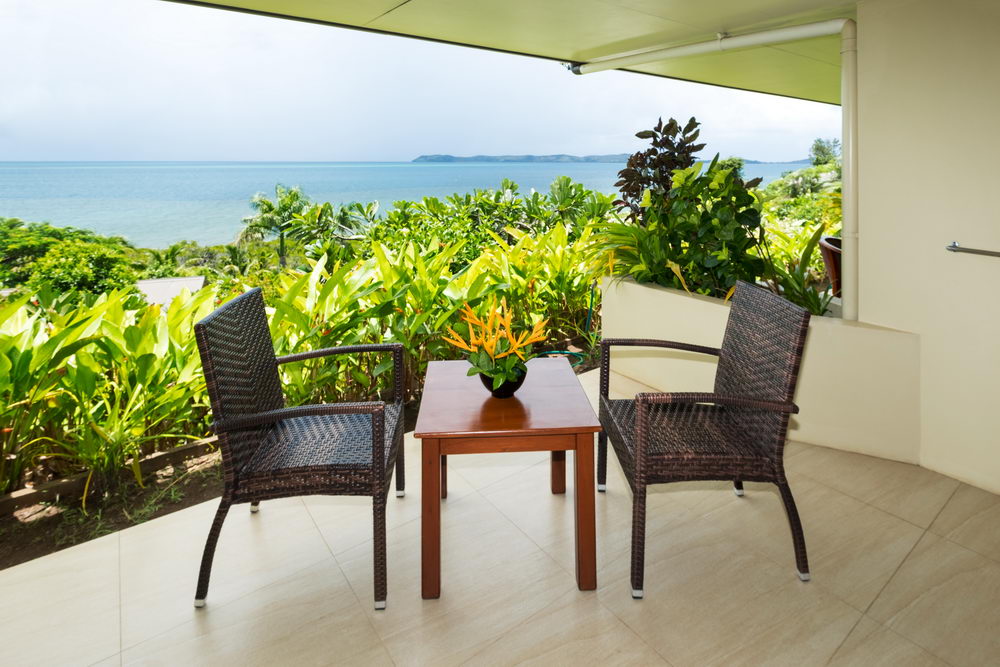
[3,368,997,666]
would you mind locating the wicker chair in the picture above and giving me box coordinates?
[598,281,811,599]
[193,288,405,610]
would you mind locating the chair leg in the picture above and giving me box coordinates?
[194,498,231,607]
[777,482,810,581]
[630,484,646,598]
[597,432,608,492]
[733,480,744,497]
[250,501,260,513]
[395,441,406,498]
[373,496,387,610]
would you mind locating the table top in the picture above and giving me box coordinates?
[414,357,602,439]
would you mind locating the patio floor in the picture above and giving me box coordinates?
[3,369,999,666]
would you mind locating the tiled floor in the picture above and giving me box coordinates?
[2,370,998,666]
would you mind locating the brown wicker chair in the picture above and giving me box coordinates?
[598,281,811,598]
[193,288,404,610]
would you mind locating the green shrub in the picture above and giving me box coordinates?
[592,159,767,298]
[0,218,134,287]
[27,241,138,295]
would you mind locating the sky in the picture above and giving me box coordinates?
[0,0,841,163]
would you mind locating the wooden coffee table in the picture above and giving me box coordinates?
[414,357,602,599]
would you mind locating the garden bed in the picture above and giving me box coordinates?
[0,449,223,570]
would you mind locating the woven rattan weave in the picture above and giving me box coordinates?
[193,288,404,610]
[598,281,811,597]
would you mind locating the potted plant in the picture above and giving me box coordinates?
[443,299,547,398]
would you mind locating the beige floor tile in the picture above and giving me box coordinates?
[305,433,476,556]
[868,532,1000,667]
[444,449,550,491]
[335,491,579,665]
[783,440,811,461]
[120,496,331,649]
[699,476,924,610]
[577,367,601,404]
[480,455,692,581]
[828,616,947,666]
[787,443,958,528]
[89,655,123,667]
[0,533,120,667]
[704,582,861,667]
[464,588,669,666]
[122,558,391,666]
[644,479,742,515]
[596,517,793,666]
[929,482,1000,562]
[606,371,662,401]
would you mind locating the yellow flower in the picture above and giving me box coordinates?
[461,303,484,327]
[443,326,475,352]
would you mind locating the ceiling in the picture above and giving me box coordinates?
[167,0,857,104]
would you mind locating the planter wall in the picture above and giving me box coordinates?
[602,279,922,464]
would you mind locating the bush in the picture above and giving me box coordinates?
[0,218,134,288]
[27,241,138,295]
[592,158,766,298]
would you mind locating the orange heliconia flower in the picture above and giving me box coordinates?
[443,298,547,363]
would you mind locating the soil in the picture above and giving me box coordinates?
[0,452,224,570]
[0,355,601,571]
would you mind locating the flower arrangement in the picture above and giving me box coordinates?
[443,299,547,393]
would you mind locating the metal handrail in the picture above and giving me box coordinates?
[946,242,1000,258]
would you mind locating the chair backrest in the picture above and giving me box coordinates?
[195,288,284,472]
[714,281,811,450]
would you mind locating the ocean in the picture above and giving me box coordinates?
[0,161,805,248]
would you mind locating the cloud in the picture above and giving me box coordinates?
[0,0,840,162]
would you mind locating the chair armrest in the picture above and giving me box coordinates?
[213,402,386,434]
[634,392,798,414]
[276,343,405,402]
[600,338,720,398]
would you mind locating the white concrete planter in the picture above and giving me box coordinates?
[601,278,921,464]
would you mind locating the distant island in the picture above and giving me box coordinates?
[413,154,810,164]
[413,153,630,163]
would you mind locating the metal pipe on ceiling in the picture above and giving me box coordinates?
[570,19,850,75]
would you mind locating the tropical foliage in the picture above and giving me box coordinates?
[592,157,767,299]
[0,200,598,498]
[759,157,843,314]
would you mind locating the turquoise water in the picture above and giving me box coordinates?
[0,161,804,248]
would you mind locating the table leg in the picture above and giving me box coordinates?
[422,438,441,599]
[573,432,597,590]
[550,451,566,494]
[441,454,448,499]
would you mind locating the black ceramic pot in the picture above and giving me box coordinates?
[479,370,526,398]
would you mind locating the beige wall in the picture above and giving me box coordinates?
[602,279,922,464]
[857,0,1000,492]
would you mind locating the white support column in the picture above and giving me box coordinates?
[840,19,859,321]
